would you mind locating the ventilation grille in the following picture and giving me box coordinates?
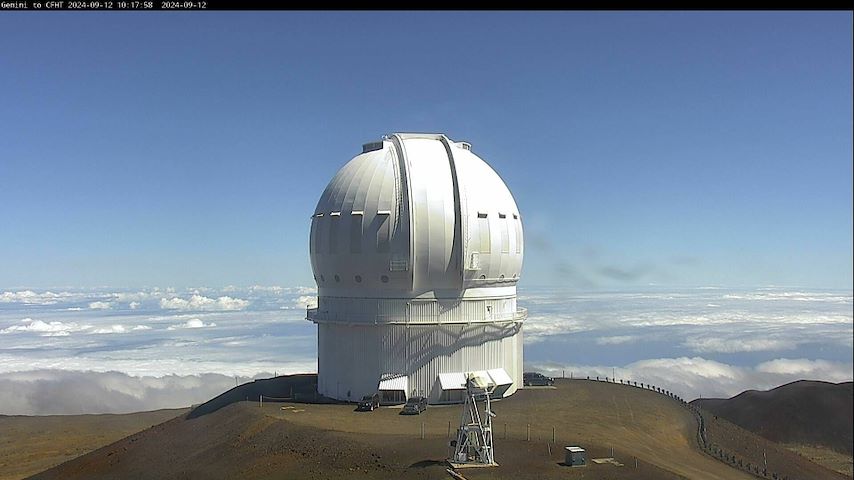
[389,256,409,272]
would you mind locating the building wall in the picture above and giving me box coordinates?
[313,296,520,324]
[316,321,523,404]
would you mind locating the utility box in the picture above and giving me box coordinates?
[565,446,586,466]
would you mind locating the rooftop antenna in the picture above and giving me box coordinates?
[449,372,498,468]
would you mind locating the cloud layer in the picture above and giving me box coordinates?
[0,318,90,337]
[0,285,850,414]
[0,370,265,415]
[527,356,853,400]
[168,318,216,330]
[159,294,249,311]
[294,295,317,309]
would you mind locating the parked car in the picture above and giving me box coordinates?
[523,372,555,386]
[401,396,427,415]
[356,393,380,411]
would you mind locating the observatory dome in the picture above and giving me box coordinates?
[310,133,523,299]
[307,133,526,404]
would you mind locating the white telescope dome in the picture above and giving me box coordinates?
[307,133,526,405]
[309,133,523,299]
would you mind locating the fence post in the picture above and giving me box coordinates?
[526,424,530,441]
[504,423,507,439]
[421,422,424,440]
[447,421,451,439]
[259,395,263,407]
[552,426,555,443]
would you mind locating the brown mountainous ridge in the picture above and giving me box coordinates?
[692,380,853,455]
[0,409,188,480]
[26,376,847,480]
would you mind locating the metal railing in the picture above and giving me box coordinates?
[586,376,781,479]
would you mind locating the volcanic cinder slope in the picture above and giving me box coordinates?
[693,380,853,455]
[0,409,186,480]
[29,377,848,480]
[693,380,854,477]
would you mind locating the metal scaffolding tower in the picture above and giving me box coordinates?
[449,373,498,468]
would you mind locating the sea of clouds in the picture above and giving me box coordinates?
[0,285,850,414]
[521,287,852,399]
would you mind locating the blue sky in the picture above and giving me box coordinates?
[1,12,851,289]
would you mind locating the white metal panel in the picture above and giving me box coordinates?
[454,146,523,287]
[406,138,458,293]
[439,372,467,390]
[312,147,402,295]
[487,368,513,386]
[378,374,408,392]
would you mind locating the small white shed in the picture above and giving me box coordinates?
[565,446,586,466]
